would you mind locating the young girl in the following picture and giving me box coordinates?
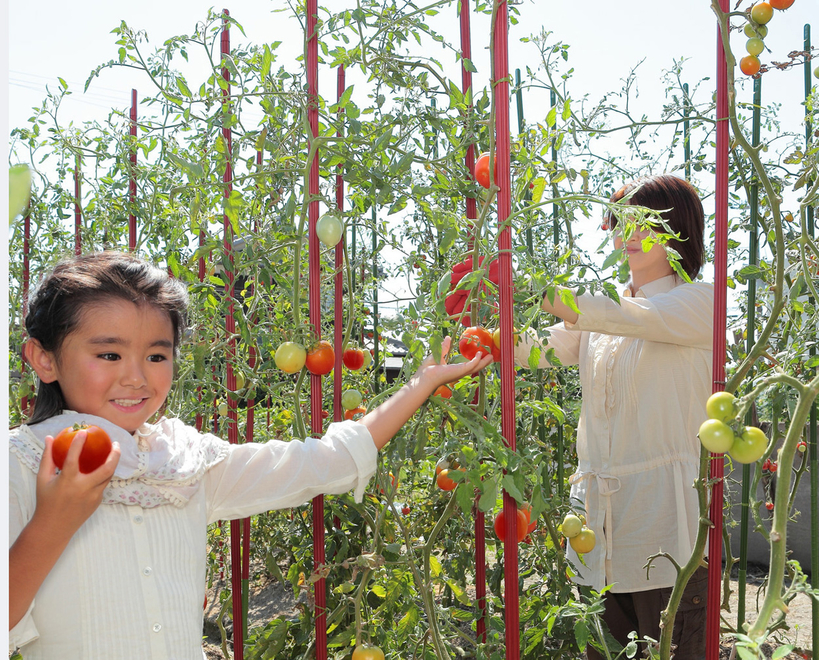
[515,175,712,658]
[9,250,493,659]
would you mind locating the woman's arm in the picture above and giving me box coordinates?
[9,432,120,629]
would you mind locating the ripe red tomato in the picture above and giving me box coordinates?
[401,505,411,515]
[432,385,452,399]
[352,646,385,660]
[305,340,335,375]
[493,507,528,543]
[740,55,761,76]
[769,0,794,8]
[343,406,366,421]
[342,347,365,371]
[435,456,459,475]
[436,468,460,491]
[52,424,113,474]
[459,326,493,361]
[474,152,497,189]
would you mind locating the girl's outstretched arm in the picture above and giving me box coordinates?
[9,431,120,629]
[359,336,494,450]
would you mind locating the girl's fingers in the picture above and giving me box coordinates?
[38,435,57,477]
[61,430,87,475]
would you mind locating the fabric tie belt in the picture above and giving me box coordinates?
[568,470,622,560]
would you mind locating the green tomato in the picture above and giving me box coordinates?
[9,165,32,221]
[698,419,735,454]
[561,514,583,539]
[744,23,768,38]
[315,214,343,247]
[745,38,765,57]
[705,391,737,423]
[815,65,819,80]
[729,426,768,464]
[341,389,363,411]
[361,350,373,369]
[275,342,307,374]
[750,2,773,25]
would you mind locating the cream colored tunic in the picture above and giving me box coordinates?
[9,414,377,659]
[516,275,713,592]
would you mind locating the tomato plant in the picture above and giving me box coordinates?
[305,340,334,375]
[52,424,112,473]
[459,326,493,361]
[274,342,306,374]
[473,152,497,189]
[342,347,365,371]
[493,507,528,543]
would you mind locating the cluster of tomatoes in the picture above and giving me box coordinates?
[739,1,796,77]
[274,340,372,377]
[493,502,538,544]
[559,512,596,554]
[697,392,768,464]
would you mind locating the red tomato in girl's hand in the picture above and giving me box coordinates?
[474,152,497,189]
[305,340,335,375]
[459,326,494,361]
[52,424,113,473]
[342,347,365,371]
[494,507,528,543]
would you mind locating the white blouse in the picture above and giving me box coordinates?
[516,275,713,593]
[9,414,377,659]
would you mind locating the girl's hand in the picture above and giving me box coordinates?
[34,430,121,535]
[411,335,495,391]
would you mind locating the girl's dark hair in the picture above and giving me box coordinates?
[604,174,705,280]
[25,251,189,425]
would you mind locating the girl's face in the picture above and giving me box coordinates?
[45,299,175,433]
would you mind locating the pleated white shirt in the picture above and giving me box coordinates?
[516,275,713,592]
[9,417,377,659]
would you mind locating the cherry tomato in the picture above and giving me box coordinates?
[459,326,493,361]
[52,424,113,474]
[740,55,761,76]
[432,385,452,399]
[361,350,373,369]
[217,401,229,417]
[342,347,365,371]
[352,646,385,660]
[474,152,497,189]
[728,425,768,464]
[765,501,774,510]
[744,23,768,38]
[315,214,343,247]
[436,468,461,491]
[569,527,596,554]
[768,0,793,9]
[520,503,537,534]
[698,419,735,454]
[343,406,366,421]
[401,505,411,515]
[493,507,528,543]
[746,37,765,57]
[435,456,459,475]
[305,340,335,375]
[750,2,773,24]
[797,441,807,453]
[341,389,363,411]
[275,342,307,373]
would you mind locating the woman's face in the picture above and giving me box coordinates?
[612,219,674,284]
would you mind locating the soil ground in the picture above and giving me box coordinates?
[202,562,815,659]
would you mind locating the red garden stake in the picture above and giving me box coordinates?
[458,0,487,643]
[333,65,346,424]
[305,2,328,658]
[706,2,730,658]
[129,88,137,251]
[219,11,245,660]
[492,3,520,658]
[74,154,81,255]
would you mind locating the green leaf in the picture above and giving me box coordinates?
[573,619,589,649]
[477,478,497,512]
[501,474,524,502]
[175,76,192,98]
[546,106,557,128]
[455,481,473,513]
[771,645,794,660]
[601,248,623,271]
[371,584,386,598]
[562,98,572,121]
[429,554,442,578]
[559,288,581,314]
[397,605,419,637]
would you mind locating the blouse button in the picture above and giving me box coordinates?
[133,515,144,524]
[152,623,162,633]
[143,567,152,576]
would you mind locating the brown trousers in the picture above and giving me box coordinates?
[587,566,709,660]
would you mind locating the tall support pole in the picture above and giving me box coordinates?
[492,3,520,658]
[737,75,762,632]
[305,3,328,658]
[706,2,730,657]
[220,11,244,660]
[129,89,138,251]
[74,155,82,255]
[458,0,486,642]
[333,65,346,424]
[683,83,692,181]
[804,23,818,653]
